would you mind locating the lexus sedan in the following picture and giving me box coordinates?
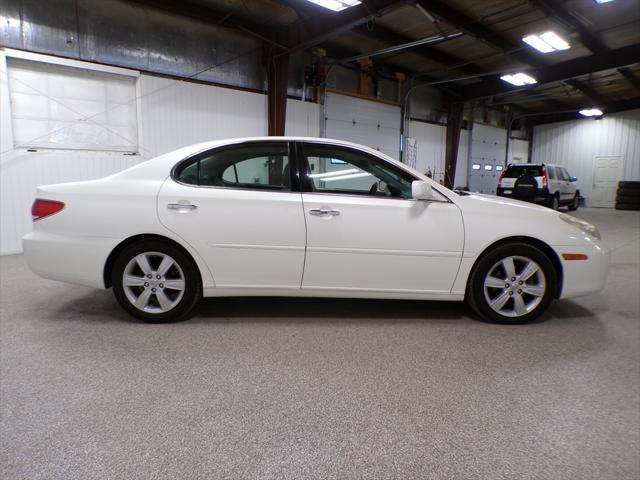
[23,137,610,324]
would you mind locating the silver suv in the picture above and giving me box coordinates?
[497,163,580,211]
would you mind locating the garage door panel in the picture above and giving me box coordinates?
[325,92,400,160]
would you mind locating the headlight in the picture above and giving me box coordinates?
[559,214,601,240]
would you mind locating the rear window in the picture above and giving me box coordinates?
[503,165,544,178]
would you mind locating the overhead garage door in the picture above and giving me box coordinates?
[325,92,400,160]
[468,123,507,195]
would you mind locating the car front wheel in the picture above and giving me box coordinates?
[467,243,557,324]
[111,240,201,322]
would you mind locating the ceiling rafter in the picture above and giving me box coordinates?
[282,0,413,53]
[461,43,640,100]
[413,0,624,107]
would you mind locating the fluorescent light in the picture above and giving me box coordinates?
[305,0,361,11]
[500,73,537,86]
[593,0,614,4]
[323,172,373,182]
[523,35,554,53]
[540,31,570,50]
[523,31,570,53]
[579,108,603,117]
[309,168,359,179]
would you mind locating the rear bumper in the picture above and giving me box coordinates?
[557,241,610,299]
[22,231,120,289]
[497,187,551,205]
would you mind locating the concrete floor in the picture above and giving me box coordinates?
[1,208,639,480]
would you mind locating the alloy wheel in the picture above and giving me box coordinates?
[122,251,185,313]
[483,255,546,318]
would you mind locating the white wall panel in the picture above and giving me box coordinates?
[408,121,445,179]
[508,139,529,164]
[407,120,469,187]
[532,109,640,205]
[285,99,320,137]
[454,130,469,188]
[139,74,268,157]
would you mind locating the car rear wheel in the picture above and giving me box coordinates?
[467,243,557,324]
[112,240,201,322]
[548,194,559,210]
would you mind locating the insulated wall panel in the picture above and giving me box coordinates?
[285,99,320,137]
[139,74,268,157]
[532,109,640,205]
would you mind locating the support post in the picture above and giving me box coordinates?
[444,102,464,188]
[265,45,289,136]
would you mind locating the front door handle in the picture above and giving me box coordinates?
[167,202,198,212]
[309,208,341,217]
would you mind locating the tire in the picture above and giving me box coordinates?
[568,193,579,211]
[616,189,640,200]
[618,181,640,189]
[547,193,560,210]
[513,175,538,199]
[615,203,640,211]
[615,196,640,206]
[466,243,557,324]
[111,240,202,322]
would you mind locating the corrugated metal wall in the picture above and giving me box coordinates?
[532,109,640,205]
[0,0,266,92]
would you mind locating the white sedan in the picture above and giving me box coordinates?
[23,137,610,324]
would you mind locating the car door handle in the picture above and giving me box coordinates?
[167,202,198,212]
[309,208,341,217]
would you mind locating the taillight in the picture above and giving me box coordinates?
[542,166,549,189]
[31,199,65,221]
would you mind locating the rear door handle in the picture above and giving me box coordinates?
[167,202,198,212]
[309,208,341,217]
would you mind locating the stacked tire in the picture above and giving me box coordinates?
[616,181,640,211]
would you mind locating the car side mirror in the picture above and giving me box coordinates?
[570,176,578,182]
[411,180,433,200]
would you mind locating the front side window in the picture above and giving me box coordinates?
[301,144,414,198]
[176,142,290,190]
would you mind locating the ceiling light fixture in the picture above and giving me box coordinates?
[523,31,570,53]
[579,108,604,117]
[500,73,537,86]
[593,0,615,4]
[306,0,361,12]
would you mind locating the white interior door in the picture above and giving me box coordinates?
[591,156,623,208]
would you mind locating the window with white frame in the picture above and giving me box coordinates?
[6,57,138,152]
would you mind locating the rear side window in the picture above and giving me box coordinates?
[503,165,543,178]
[547,167,555,179]
[175,143,290,190]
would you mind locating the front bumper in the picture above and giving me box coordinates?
[23,231,121,289]
[557,240,611,299]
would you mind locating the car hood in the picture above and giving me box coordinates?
[457,192,550,212]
